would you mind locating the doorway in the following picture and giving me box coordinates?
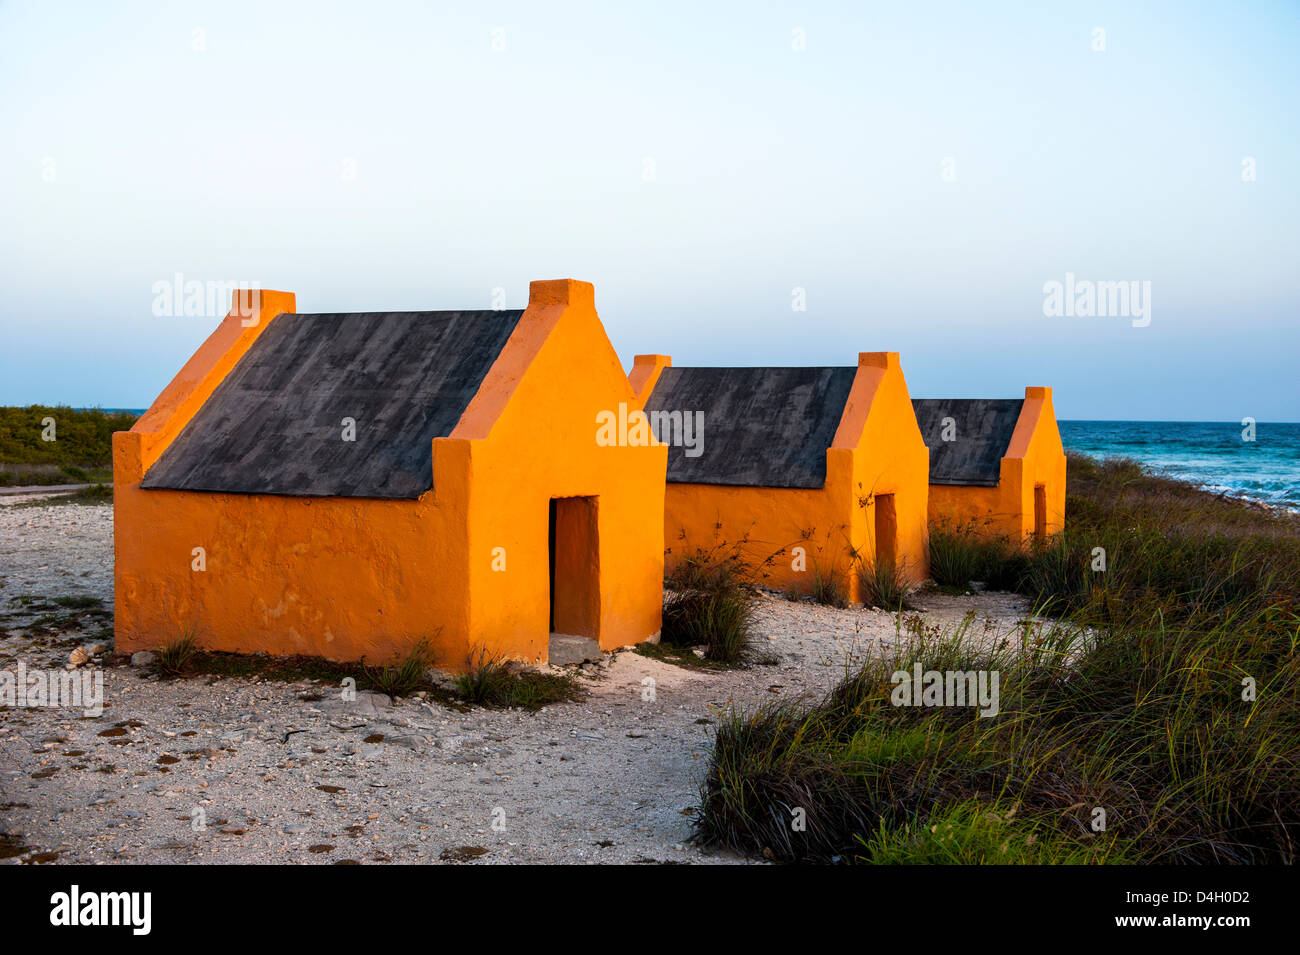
[549,496,600,639]
[874,493,897,572]
[1034,484,1047,542]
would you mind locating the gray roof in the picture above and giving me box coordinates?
[644,366,856,488]
[141,309,524,499]
[911,398,1024,486]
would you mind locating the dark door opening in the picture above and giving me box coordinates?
[1034,483,1047,542]
[874,493,897,572]
[548,499,557,631]
[549,496,600,639]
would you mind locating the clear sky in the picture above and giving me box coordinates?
[2,0,1296,421]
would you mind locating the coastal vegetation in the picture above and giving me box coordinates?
[694,454,1300,863]
[0,405,136,487]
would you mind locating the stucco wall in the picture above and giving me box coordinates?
[663,481,850,594]
[113,471,469,665]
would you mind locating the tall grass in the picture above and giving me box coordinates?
[1020,455,1300,625]
[858,800,1136,865]
[804,559,848,608]
[455,646,583,709]
[927,519,1026,592]
[695,454,1300,864]
[156,627,199,676]
[365,637,437,697]
[850,545,920,611]
[698,606,1299,863]
[662,542,756,663]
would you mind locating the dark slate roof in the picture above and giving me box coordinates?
[911,398,1024,486]
[644,366,856,488]
[141,309,524,499]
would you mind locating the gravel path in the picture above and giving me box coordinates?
[0,501,1031,865]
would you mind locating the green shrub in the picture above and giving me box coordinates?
[808,561,848,608]
[856,555,912,610]
[927,519,1030,592]
[662,545,756,663]
[927,521,986,588]
[365,637,437,697]
[53,595,102,610]
[455,647,583,709]
[0,406,136,468]
[156,629,199,676]
[858,800,1131,865]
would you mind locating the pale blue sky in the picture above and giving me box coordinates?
[2,0,1296,420]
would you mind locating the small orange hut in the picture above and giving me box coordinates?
[911,387,1066,541]
[633,352,930,602]
[114,279,666,668]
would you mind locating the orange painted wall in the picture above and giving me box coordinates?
[112,475,470,664]
[450,279,666,660]
[662,480,849,592]
[927,483,1004,535]
[925,386,1066,541]
[114,280,665,669]
[647,352,930,603]
[843,354,931,593]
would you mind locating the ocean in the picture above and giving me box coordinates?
[1059,421,1300,510]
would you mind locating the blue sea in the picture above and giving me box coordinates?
[1060,421,1300,510]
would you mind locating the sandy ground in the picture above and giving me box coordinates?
[0,500,1031,865]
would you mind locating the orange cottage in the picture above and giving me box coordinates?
[113,279,666,669]
[911,387,1066,542]
[631,352,930,603]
